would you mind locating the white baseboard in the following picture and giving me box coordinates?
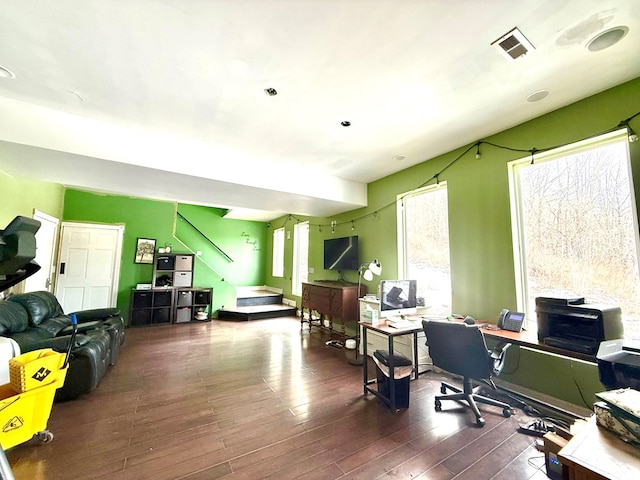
[282,297,296,307]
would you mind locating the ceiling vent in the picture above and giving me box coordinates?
[492,27,535,62]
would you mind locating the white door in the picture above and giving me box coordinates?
[55,222,124,313]
[24,210,59,293]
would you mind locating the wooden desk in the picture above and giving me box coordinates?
[480,326,597,363]
[359,319,423,412]
[559,416,640,480]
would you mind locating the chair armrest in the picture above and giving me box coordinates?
[491,341,512,376]
[70,308,121,323]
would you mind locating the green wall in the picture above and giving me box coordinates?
[0,170,64,227]
[62,189,267,320]
[266,76,640,408]
[2,76,639,409]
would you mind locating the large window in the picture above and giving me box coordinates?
[510,131,640,341]
[272,227,284,277]
[292,222,309,297]
[398,183,452,315]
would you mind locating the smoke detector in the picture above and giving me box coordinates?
[492,27,535,62]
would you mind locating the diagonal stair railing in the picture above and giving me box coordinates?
[175,211,233,263]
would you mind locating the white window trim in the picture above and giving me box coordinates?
[292,221,309,297]
[508,129,639,315]
[272,227,285,277]
[397,182,448,279]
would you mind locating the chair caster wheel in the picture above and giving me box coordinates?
[440,385,447,394]
[503,407,512,418]
[435,399,442,411]
[475,417,486,428]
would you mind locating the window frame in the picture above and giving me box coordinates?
[292,221,309,297]
[397,181,452,314]
[508,129,640,333]
[272,227,285,278]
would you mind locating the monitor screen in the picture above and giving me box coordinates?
[323,236,359,271]
[379,279,418,317]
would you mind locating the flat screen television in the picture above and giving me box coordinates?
[379,279,418,317]
[323,235,359,271]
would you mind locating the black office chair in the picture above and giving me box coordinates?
[422,319,513,427]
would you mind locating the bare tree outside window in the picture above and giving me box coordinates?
[513,136,640,341]
[400,184,452,315]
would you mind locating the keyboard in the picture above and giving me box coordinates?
[387,319,418,329]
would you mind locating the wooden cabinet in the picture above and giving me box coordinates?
[301,282,366,337]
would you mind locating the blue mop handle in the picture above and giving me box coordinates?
[63,313,78,369]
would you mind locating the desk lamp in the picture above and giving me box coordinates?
[350,260,382,365]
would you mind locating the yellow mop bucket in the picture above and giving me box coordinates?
[0,349,68,450]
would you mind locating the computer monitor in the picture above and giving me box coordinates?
[379,279,418,317]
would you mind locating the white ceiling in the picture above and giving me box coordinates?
[0,1,639,221]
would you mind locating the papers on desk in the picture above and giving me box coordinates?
[387,319,419,329]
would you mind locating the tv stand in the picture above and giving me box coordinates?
[301,282,366,339]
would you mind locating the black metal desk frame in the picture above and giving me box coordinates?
[360,320,424,412]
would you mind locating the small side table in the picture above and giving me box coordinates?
[360,320,423,412]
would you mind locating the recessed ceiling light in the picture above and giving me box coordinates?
[392,154,406,161]
[587,26,628,52]
[341,121,351,127]
[0,65,15,79]
[526,89,549,102]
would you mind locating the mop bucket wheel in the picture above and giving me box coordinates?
[35,430,54,443]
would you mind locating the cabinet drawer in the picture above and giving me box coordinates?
[176,290,193,306]
[152,308,171,324]
[174,255,193,271]
[156,256,175,270]
[194,290,211,305]
[173,272,192,287]
[176,307,192,323]
[132,292,153,308]
[153,291,173,307]
[130,309,152,326]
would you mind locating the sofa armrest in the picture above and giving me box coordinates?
[70,308,121,323]
[19,334,90,353]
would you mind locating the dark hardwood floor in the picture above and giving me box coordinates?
[6,317,550,480]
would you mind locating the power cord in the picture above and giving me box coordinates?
[569,360,591,409]
[526,454,546,474]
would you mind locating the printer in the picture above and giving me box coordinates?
[597,340,640,390]
[535,297,623,356]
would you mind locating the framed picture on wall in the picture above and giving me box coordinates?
[134,238,156,264]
